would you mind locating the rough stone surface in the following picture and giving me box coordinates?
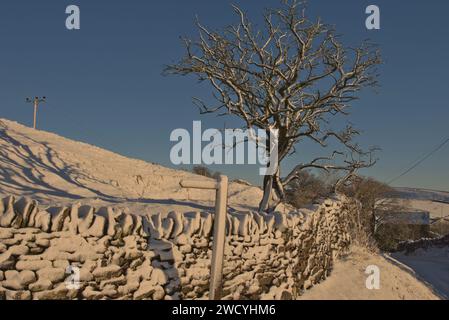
[37,268,66,284]
[16,260,52,271]
[29,279,53,292]
[33,284,78,300]
[133,280,156,300]
[92,265,122,280]
[0,195,357,300]
[5,289,32,300]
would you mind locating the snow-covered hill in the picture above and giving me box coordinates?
[391,187,449,203]
[387,188,449,220]
[0,118,443,300]
[0,118,273,215]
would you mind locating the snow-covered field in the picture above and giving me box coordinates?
[389,188,449,219]
[0,118,285,215]
[392,187,449,203]
[393,199,449,220]
[0,118,444,300]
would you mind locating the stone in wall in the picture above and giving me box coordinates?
[0,194,355,300]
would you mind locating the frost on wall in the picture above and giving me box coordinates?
[0,195,356,300]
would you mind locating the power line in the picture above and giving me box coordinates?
[387,136,449,185]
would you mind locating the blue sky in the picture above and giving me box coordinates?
[1,0,449,190]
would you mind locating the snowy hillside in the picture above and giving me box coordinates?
[0,118,443,300]
[0,118,274,215]
[391,187,449,203]
[387,188,449,220]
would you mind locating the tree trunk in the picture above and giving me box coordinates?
[258,138,288,213]
[258,169,285,213]
[258,175,274,213]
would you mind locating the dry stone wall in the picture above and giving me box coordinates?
[397,234,449,254]
[0,194,356,300]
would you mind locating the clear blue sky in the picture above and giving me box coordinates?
[1,0,449,190]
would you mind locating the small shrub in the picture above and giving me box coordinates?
[375,224,431,251]
[430,219,449,237]
[192,165,221,179]
[285,171,332,209]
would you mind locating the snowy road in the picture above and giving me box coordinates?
[392,248,449,299]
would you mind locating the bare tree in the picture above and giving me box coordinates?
[341,176,405,236]
[165,1,381,212]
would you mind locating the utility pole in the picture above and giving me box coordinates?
[25,96,46,129]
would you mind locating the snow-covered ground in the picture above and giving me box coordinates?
[388,188,449,220]
[0,117,444,300]
[380,189,449,299]
[391,187,449,203]
[299,247,440,300]
[0,118,288,215]
[391,247,449,299]
[392,199,449,220]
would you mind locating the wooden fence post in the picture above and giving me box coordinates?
[179,175,229,300]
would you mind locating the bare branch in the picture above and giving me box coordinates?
[164,0,381,212]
